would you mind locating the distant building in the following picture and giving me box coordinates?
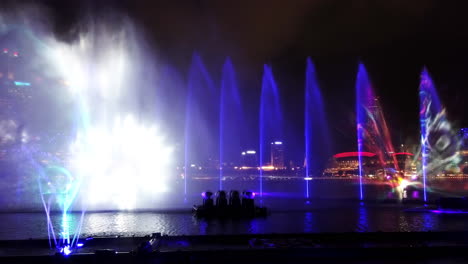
[324,151,416,178]
[241,150,257,168]
[324,152,377,177]
[270,141,285,169]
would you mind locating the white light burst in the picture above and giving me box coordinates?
[69,115,172,210]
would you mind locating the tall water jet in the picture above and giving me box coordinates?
[259,65,283,200]
[356,63,400,200]
[219,58,242,190]
[419,68,461,202]
[184,53,217,198]
[304,58,331,198]
[355,64,368,200]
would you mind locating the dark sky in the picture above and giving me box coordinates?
[7,0,468,159]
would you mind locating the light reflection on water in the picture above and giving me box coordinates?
[2,204,468,240]
[356,204,368,232]
[304,212,313,233]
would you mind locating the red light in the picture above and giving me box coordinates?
[3,48,8,53]
[393,152,414,156]
[333,152,376,158]
[13,52,18,57]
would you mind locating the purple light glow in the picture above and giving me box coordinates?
[304,58,331,200]
[430,210,468,214]
[259,64,283,202]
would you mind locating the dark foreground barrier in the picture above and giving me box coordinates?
[1,232,468,264]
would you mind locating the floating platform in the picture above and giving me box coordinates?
[193,190,267,218]
[192,205,268,218]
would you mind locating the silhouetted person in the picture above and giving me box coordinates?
[202,191,214,208]
[229,190,241,208]
[216,190,228,208]
[242,191,255,211]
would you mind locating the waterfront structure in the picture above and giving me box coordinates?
[324,151,415,178]
[324,152,377,177]
[270,141,285,169]
[241,150,258,168]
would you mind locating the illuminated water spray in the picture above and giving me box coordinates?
[184,54,216,198]
[355,63,401,200]
[419,68,461,202]
[304,58,331,199]
[355,64,368,200]
[37,166,83,252]
[259,65,282,201]
[219,58,242,191]
[50,20,173,211]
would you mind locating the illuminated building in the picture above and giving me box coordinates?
[241,150,257,168]
[324,152,415,178]
[270,141,285,169]
[325,152,377,177]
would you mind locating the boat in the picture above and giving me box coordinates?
[192,190,267,218]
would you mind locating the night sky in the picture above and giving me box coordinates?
[4,0,468,161]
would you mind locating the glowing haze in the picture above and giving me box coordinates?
[49,19,173,210]
[1,8,174,210]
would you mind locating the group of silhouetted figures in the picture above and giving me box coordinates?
[202,190,255,210]
[194,190,265,217]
